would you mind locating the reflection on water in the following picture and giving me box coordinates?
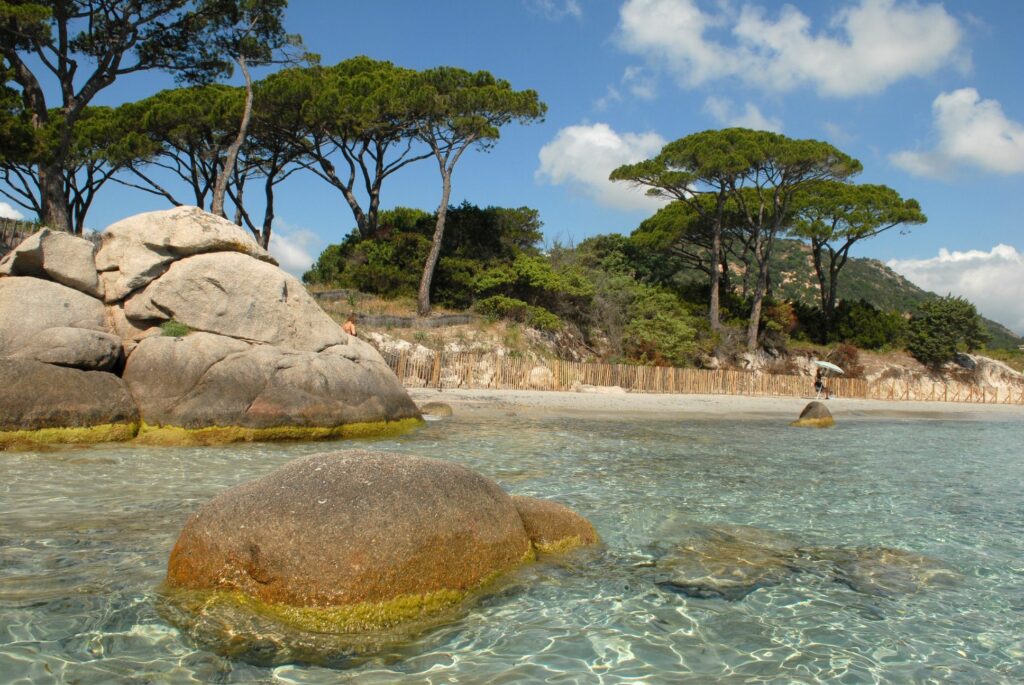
[2,415,1023,683]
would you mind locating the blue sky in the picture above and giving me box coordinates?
[3,1,1023,332]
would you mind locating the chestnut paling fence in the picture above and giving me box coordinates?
[379,350,1024,405]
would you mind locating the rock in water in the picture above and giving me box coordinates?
[653,524,803,601]
[512,495,599,553]
[0,207,421,445]
[419,401,453,417]
[167,452,539,629]
[791,400,835,428]
[814,547,959,597]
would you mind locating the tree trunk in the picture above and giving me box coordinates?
[746,254,771,351]
[261,173,275,250]
[708,221,721,330]
[38,164,71,232]
[212,56,253,218]
[417,171,452,316]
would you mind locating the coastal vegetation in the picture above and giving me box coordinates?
[2,2,1019,372]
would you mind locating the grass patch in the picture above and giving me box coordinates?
[160,319,192,337]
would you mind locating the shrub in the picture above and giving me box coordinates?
[475,295,562,332]
[160,319,191,337]
[908,296,988,368]
[829,342,865,379]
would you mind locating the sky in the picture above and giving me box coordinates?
[3,0,1023,333]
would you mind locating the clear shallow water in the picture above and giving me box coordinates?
[2,414,1023,684]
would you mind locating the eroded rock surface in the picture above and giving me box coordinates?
[512,495,599,553]
[0,359,138,430]
[124,333,419,429]
[124,252,345,352]
[0,228,101,297]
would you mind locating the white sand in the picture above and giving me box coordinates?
[408,387,1024,422]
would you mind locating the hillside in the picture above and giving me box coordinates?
[769,239,1022,350]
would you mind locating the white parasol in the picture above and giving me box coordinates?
[814,360,844,375]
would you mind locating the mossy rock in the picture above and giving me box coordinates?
[512,495,599,554]
[166,451,534,628]
[0,422,139,450]
[134,417,421,446]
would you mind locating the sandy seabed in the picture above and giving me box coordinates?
[407,387,1024,422]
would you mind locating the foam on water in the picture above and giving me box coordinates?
[1,414,1022,683]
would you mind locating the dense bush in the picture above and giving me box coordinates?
[907,296,988,368]
[621,287,701,366]
[475,295,561,332]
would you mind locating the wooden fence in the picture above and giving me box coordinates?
[379,350,1024,405]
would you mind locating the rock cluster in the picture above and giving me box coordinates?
[0,207,420,445]
[653,523,957,601]
[165,451,598,633]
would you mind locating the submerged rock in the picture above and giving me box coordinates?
[165,451,598,641]
[419,401,453,417]
[650,523,958,602]
[791,401,834,428]
[654,524,803,600]
[812,546,959,597]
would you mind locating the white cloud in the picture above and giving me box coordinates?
[703,96,782,132]
[617,0,964,97]
[526,0,582,21]
[0,202,25,220]
[622,66,657,100]
[269,223,322,278]
[890,88,1024,178]
[888,244,1024,335]
[536,123,668,211]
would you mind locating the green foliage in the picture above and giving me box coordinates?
[475,295,561,332]
[908,296,989,368]
[160,319,192,337]
[833,300,908,349]
[622,287,700,366]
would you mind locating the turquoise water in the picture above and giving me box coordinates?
[2,413,1023,683]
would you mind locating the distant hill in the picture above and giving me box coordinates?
[769,238,1022,350]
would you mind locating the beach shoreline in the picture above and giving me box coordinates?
[407,387,1024,422]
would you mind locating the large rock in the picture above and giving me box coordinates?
[95,206,276,302]
[123,332,420,429]
[0,277,108,355]
[8,326,123,371]
[0,228,101,297]
[124,253,345,352]
[791,400,834,427]
[166,451,533,627]
[812,547,959,597]
[0,359,138,431]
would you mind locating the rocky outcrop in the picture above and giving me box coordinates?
[166,451,598,636]
[9,326,123,371]
[124,333,418,429]
[791,400,834,427]
[0,359,138,432]
[124,252,344,352]
[0,277,107,355]
[0,228,101,297]
[0,207,420,445]
[96,206,276,302]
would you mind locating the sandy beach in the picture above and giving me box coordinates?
[408,387,1024,422]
